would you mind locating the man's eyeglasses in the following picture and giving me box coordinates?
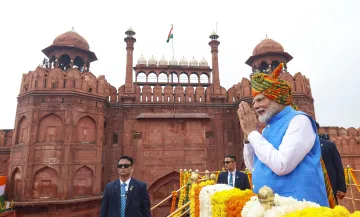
[117,164,132,168]
[223,161,234,164]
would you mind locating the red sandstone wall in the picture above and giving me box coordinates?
[0,211,16,217]
[320,126,360,212]
[0,130,12,177]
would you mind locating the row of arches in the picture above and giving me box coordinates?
[136,72,210,84]
[16,114,97,144]
[11,166,94,198]
[43,54,89,72]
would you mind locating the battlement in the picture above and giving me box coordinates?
[0,130,13,147]
[319,127,360,155]
[19,66,112,99]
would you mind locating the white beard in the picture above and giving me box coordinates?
[257,102,281,123]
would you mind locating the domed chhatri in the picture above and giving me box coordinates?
[179,56,188,66]
[169,57,178,66]
[148,55,157,65]
[245,36,293,67]
[199,57,208,66]
[158,55,168,66]
[137,55,147,65]
[53,27,90,51]
[189,56,198,66]
[253,38,284,56]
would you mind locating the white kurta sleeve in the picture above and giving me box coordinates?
[243,143,255,171]
[247,115,316,176]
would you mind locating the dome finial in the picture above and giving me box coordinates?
[125,26,136,36]
[71,26,76,32]
[209,30,219,40]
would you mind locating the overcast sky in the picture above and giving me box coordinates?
[0,0,359,129]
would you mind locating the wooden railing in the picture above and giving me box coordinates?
[343,165,360,211]
[150,169,219,217]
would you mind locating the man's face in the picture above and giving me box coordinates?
[117,159,133,178]
[224,157,236,171]
[253,94,280,123]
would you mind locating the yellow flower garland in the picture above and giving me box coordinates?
[174,171,189,217]
[190,180,215,217]
[211,188,254,217]
[282,205,350,217]
[351,211,360,217]
[348,168,360,192]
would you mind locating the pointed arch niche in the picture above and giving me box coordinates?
[11,168,22,198]
[76,116,97,143]
[37,114,63,143]
[33,166,59,198]
[72,166,94,197]
[148,171,179,217]
[16,116,28,144]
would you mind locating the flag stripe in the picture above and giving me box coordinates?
[0,185,5,195]
[0,177,6,186]
[167,26,173,40]
[166,34,173,43]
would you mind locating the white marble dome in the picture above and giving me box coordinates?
[137,55,147,65]
[169,57,178,65]
[189,56,198,66]
[158,55,168,66]
[199,57,208,66]
[179,56,188,66]
[148,55,157,65]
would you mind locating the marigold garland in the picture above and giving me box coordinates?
[190,180,215,217]
[345,168,350,186]
[282,205,350,217]
[351,211,360,217]
[225,192,255,217]
[348,168,360,192]
[174,171,189,217]
[170,191,178,214]
[211,188,254,217]
[215,171,220,182]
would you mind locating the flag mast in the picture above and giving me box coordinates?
[166,24,174,57]
[171,24,174,57]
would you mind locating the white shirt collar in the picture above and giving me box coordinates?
[228,170,236,175]
[120,178,131,187]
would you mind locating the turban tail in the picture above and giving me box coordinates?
[251,63,298,110]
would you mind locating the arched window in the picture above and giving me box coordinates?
[190,73,199,83]
[58,54,71,71]
[74,56,85,72]
[200,73,209,83]
[260,61,269,73]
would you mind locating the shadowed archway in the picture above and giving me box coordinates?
[148,171,180,217]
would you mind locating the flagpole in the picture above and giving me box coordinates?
[172,38,174,57]
[171,24,174,57]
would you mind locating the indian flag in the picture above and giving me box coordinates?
[0,176,6,213]
[166,25,173,43]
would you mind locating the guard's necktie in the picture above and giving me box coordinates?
[120,183,127,217]
[229,172,233,187]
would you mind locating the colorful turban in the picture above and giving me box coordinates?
[251,63,298,110]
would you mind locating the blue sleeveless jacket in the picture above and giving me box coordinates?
[252,106,329,207]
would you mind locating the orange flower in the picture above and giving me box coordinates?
[170,191,178,213]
